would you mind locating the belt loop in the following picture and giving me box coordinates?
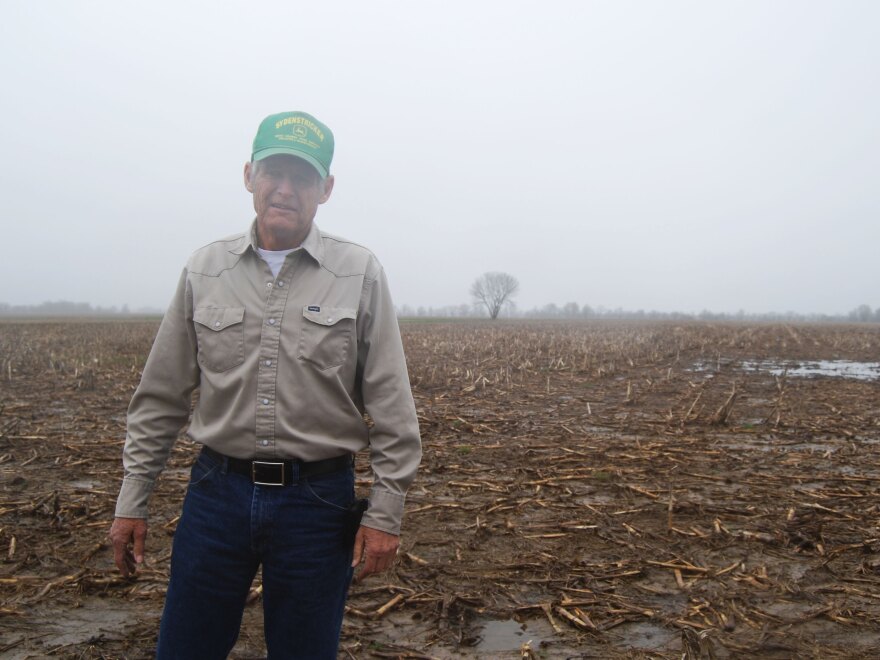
[289,460,301,484]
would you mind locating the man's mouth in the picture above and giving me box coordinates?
[271,203,296,212]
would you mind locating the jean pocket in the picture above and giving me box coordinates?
[298,306,356,370]
[303,469,355,511]
[193,306,246,372]
[189,450,220,487]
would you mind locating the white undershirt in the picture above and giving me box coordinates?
[257,247,298,278]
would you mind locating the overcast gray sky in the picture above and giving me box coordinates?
[1,1,877,315]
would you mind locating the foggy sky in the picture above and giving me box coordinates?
[1,1,877,315]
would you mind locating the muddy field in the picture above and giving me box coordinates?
[2,319,880,659]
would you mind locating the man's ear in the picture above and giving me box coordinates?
[320,175,335,204]
[243,161,254,192]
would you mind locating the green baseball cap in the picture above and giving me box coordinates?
[251,111,334,178]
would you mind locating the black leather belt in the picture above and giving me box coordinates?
[202,446,352,486]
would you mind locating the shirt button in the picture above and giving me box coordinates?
[265,360,272,366]
[214,321,221,328]
[266,282,273,288]
[262,398,269,405]
[327,317,333,323]
[268,318,276,325]
[261,439,269,447]
[277,281,284,288]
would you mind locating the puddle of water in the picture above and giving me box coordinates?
[782,561,811,582]
[611,620,677,650]
[794,481,832,491]
[794,443,838,453]
[576,492,618,506]
[714,437,776,452]
[476,618,543,652]
[3,600,141,659]
[691,359,880,381]
[746,359,880,381]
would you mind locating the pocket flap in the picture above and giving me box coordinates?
[302,306,356,327]
[193,306,245,332]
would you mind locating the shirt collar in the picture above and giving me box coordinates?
[299,222,325,265]
[230,219,324,266]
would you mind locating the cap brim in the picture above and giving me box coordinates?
[252,147,328,178]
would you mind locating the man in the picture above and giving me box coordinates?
[110,111,421,659]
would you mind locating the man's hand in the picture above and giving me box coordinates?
[110,517,148,577]
[351,525,398,582]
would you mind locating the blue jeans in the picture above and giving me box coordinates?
[156,449,355,659]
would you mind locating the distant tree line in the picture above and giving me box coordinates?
[396,302,880,323]
[0,301,162,316]
[848,304,880,323]
[2,299,878,323]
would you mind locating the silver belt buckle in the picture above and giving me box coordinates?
[252,461,286,486]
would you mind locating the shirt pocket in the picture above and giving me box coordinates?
[298,306,356,370]
[193,306,246,372]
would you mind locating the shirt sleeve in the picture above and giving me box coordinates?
[114,268,200,519]
[356,262,422,535]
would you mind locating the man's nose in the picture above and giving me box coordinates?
[274,174,298,195]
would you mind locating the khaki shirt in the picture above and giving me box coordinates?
[115,221,421,535]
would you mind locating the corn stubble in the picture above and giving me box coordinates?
[1,319,879,659]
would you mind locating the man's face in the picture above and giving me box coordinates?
[244,154,334,250]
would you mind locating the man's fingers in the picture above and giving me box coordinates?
[351,528,365,568]
[355,548,395,582]
[352,525,399,582]
[109,517,148,576]
[114,543,136,577]
[123,549,136,575]
[132,524,147,564]
[355,557,378,582]
[112,539,130,576]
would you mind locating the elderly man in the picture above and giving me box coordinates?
[110,111,421,659]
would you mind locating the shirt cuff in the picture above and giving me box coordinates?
[114,476,155,519]
[361,487,406,536]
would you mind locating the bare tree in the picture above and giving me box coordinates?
[470,272,519,320]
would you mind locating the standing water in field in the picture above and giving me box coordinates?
[692,359,880,381]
